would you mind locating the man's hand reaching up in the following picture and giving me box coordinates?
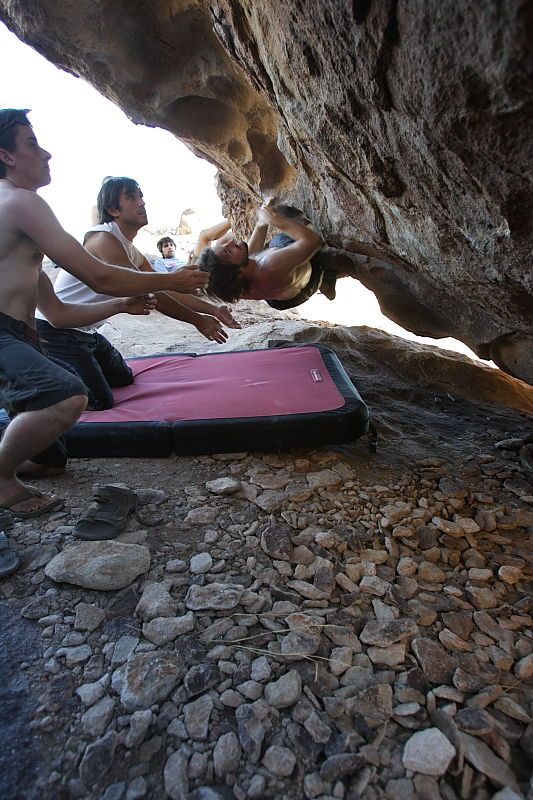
[169,264,209,294]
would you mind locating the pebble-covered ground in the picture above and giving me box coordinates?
[1,309,532,800]
[1,428,531,800]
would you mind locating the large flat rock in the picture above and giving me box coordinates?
[45,541,151,590]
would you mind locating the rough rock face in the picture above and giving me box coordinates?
[1,1,531,381]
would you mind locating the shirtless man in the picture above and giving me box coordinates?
[197,203,324,308]
[37,177,240,409]
[0,108,209,523]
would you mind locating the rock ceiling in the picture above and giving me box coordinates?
[1,0,531,383]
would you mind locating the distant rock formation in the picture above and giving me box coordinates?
[1,0,531,382]
[177,209,194,236]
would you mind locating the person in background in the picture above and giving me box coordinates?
[153,236,187,272]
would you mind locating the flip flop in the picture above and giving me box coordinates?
[74,485,138,541]
[0,486,63,519]
[0,532,20,578]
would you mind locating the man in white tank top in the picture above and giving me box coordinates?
[37,177,240,410]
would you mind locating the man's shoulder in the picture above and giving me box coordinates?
[84,229,126,255]
[0,185,47,216]
[0,187,54,240]
[83,222,115,244]
[84,230,116,243]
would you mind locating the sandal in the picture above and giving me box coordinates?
[93,484,167,508]
[74,485,138,541]
[0,486,62,519]
[0,531,20,578]
[93,484,165,526]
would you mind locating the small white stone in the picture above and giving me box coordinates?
[165,559,187,573]
[455,517,481,534]
[372,599,397,621]
[262,745,296,776]
[329,646,353,676]
[403,728,455,776]
[359,576,389,596]
[468,568,492,581]
[206,477,241,495]
[307,470,342,489]
[491,789,527,800]
[264,670,302,708]
[251,656,272,682]
[213,732,241,776]
[514,653,533,680]
[189,553,213,574]
[394,702,421,717]
[142,613,195,645]
[397,557,417,576]
[498,565,522,584]
[184,507,218,524]
[368,643,406,666]
[380,501,412,526]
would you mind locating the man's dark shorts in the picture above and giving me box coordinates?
[0,311,87,467]
[37,320,134,411]
[266,234,324,311]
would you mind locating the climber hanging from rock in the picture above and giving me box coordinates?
[197,200,358,309]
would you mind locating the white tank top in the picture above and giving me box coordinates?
[36,222,145,333]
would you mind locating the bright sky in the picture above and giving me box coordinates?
[1,21,485,363]
[0,22,222,243]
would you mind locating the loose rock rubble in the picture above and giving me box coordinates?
[1,430,532,800]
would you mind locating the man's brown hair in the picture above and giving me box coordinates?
[97,176,141,224]
[157,236,176,256]
[0,109,31,178]
[197,247,250,303]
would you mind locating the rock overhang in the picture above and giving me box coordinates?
[1,0,531,383]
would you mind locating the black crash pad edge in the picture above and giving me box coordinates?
[1,345,370,458]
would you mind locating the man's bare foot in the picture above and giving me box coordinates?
[0,478,62,518]
[320,271,337,301]
[316,249,361,279]
[17,461,66,478]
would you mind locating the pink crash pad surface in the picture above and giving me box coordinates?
[80,347,345,424]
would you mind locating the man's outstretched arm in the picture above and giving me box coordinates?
[36,272,156,328]
[255,204,322,276]
[86,233,231,343]
[247,218,269,255]
[11,190,208,297]
[193,220,231,258]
